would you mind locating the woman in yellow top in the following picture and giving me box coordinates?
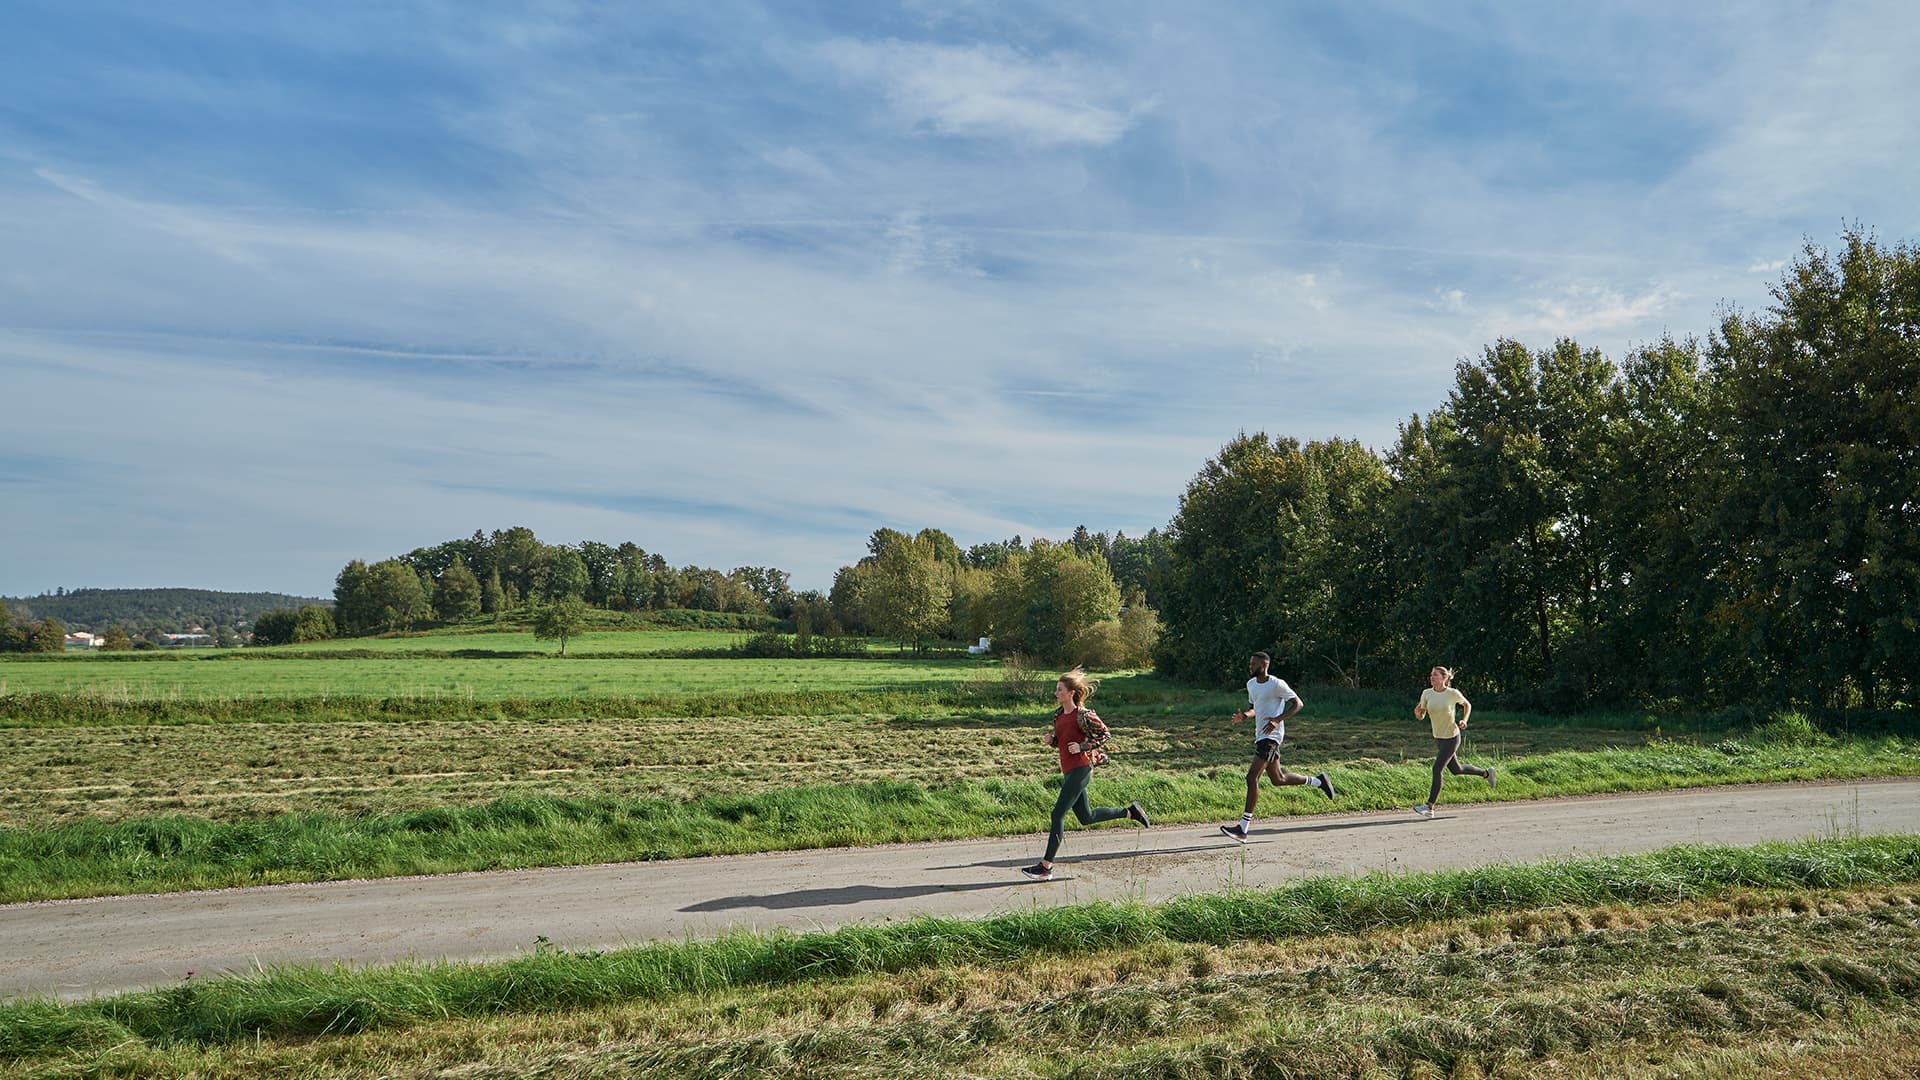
[1412,666,1495,817]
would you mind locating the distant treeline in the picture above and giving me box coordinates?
[324,527,803,638]
[0,588,322,639]
[1156,230,1918,712]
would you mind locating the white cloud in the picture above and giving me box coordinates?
[812,39,1140,146]
[1479,285,1678,342]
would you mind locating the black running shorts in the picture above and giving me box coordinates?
[1252,738,1282,761]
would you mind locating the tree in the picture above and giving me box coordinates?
[482,568,506,615]
[1156,432,1311,682]
[435,556,484,621]
[869,542,952,650]
[252,608,299,646]
[292,605,336,643]
[579,541,619,606]
[31,617,66,653]
[533,598,589,655]
[830,563,874,634]
[365,559,431,633]
[102,625,133,651]
[545,546,589,602]
[733,566,794,617]
[492,526,545,601]
[333,560,380,636]
[1705,230,1920,708]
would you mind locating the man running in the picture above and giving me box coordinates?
[1221,651,1333,842]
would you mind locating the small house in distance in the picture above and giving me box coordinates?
[968,636,991,655]
[64,632,103,649]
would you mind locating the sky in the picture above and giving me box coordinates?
[3,1,1916,597]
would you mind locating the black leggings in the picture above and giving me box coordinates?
[1429,734,1489,805]
[1045,765,1128,861]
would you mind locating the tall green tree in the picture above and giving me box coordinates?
[1706,231,1920,708]
[435,556,484,621]
[544,547,589,602]
[333,560,380,636]
[869,542,952,650]
[367,559,431,633]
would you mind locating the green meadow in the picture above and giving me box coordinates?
[0,650,981,701]
[3,634,1918,902]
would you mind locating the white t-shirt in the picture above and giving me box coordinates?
[1246,676,1296,743]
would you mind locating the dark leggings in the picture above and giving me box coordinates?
[1045,765,1128,861]
[1429,734,1490,805]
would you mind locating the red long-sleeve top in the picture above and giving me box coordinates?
[1050,706,1110,773]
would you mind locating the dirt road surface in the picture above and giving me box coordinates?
[6,780,1916,1001]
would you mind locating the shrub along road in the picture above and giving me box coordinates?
[5,779,1917,1001]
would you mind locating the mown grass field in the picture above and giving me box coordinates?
[8,837,1920,1079]
[3,638,1919,902]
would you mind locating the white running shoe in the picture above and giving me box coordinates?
[1412,804,1433,818]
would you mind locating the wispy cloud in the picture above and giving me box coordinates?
[810,38,1141,146]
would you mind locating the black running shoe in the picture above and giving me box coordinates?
[1316,772,1336,800]
[1127,801,1152,827]
[1020,863,1053,881]
[1220,823,1248,843]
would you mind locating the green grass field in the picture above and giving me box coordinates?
[3,639,1917,904]
[8,837,1920,1079]
[0,652,984,700]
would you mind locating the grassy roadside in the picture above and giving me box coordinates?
[5,728,1917,902]
[6,835,1920,1078]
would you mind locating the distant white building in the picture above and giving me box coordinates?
[166,633,213,647]
[968,636,991,655]
[64,632,103,649]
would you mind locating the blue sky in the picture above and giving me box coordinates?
[3,1,1916,596]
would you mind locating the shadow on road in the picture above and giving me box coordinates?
[1252,816,1427,836]
[925,840,1227,872]
[681,879,1029,912]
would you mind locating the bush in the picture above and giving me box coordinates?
[1749,711,1829,747]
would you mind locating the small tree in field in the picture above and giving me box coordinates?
[534,598,589,655]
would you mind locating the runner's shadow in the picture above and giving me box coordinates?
[681,879,1028,912]
[1250,816,1426,837]
[926,841,1223,872]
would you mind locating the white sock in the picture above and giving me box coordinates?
[1239,813,1253,827]
[1306,774,1323,788]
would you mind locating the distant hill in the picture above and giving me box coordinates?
[0,588,328,632]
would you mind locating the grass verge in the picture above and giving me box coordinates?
[5,833,1920,1065]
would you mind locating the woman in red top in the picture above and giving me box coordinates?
[1022,668,1150,881]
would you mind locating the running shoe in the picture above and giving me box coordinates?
[1412,804,1433,818]
[1127,801,1152,827]
[1020,863,1053,881]
[1219,823,1249,843]
[1315,772,1336,800]
[1485,767,1497,789]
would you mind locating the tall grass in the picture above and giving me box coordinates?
[5,834,1918,1060]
